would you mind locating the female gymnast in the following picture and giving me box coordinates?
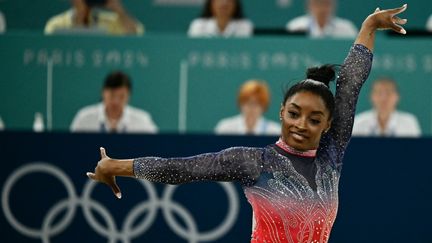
[87,5,408,243]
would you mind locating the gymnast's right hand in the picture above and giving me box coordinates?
[86,147,134,199]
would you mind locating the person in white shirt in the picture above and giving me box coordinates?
[215,80,280,135]
[188,0,253,38]
[286,0,357,38]
[426,14,432,32]
[0,11,6,33]
[352,77,421,137]
[71,71,158,133]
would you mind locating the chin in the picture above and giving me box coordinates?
[287,138,309,151]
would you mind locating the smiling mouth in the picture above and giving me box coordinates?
[290,132,308,141]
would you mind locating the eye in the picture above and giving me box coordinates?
[310,119,321,125]
[288,111,299,118]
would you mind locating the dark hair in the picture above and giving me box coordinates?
[283,64,337,119]
[200,0,244,19]
[103,71,132,91]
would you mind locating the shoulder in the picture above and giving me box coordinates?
[286,15,309,30]
[355,110,374,121]
[74,103,100,119]
[215,115,243,133]
[394,111,419,123]
[188,18,213,36]
[232,19,253,27]
[46,10,72,23]
[97,10,120,22]
[44,9,73,34]
[427,15,432,31]
[189,18,211,28]
[333,17,358,31]
[217,115,242,126]
[263,118,281,133]
[127,106,154,121]
[70,103,101,131]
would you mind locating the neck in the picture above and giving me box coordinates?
[377,111,393,130]
[106,109,123,121]
[275,138,317,158]
[216,17,230,32]
[244,116,259,133]
[316,17,328,29]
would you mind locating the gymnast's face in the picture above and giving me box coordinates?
[102,86,130,117]
[280,91,331,151]
[211,0,236,19]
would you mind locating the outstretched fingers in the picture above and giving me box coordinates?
[100,147,108,159]
[388,4,407,15]
[108,178,122,199]
[86,172,97,180]
[387,4,408,34]
[390,18,407,34]
[392,16,407,25]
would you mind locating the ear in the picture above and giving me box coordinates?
[279,103,285,120]
[324,119,332,133]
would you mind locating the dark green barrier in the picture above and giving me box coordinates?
[0,34,431,134]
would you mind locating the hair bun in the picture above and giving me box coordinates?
[306,64,337,87]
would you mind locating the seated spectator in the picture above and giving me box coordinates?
[0,116,4,130]
[188,0,253,38]
[352,77,421,137]
[0,10,6,33]
[427,14,432,32]
[71,71,158,133]
[215,80,280,135]
[286,0,357,38]
[44,0,143,35]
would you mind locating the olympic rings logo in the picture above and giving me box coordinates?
[1,162,240,243]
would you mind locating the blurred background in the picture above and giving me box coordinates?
[0,0,431,136]
[0,0,431,242]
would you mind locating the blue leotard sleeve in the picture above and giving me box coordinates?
[319,44,373,169]
[133,147,264,185]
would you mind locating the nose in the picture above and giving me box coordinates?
[294,116,307,131]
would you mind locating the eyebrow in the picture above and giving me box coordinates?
[288,102,325,116]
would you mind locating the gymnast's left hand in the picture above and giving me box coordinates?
[86,147,134,199]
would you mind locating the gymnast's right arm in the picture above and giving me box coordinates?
[86,147,263,198]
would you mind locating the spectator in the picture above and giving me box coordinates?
[188,0,253,38]
[71,71,158,133]
[0,116,4,130]
[44,0,143,35]
[426,14,432,31]
[0,10,6,33]
[215,80,280,135]
[352,78,421,137]
[286,0,357,38]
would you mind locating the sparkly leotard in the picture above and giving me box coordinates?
[134,44,373,243]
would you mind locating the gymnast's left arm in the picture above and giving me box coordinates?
[327,4,408,150]
[86,147,264,199]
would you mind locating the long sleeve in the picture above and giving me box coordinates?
[328,44,373,149]
[133,147,264,186]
